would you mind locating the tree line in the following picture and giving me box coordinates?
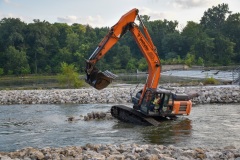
[0,3,239,76]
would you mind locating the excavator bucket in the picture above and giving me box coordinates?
[85,62,117,90]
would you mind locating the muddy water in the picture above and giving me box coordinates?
[0,103,239,152]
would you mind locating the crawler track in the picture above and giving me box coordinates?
[111,105,168,126]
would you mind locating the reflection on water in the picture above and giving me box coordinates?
[0,104,239,152]
[141,118,192,145]
[116,69,233,84]
[161,70,233,81]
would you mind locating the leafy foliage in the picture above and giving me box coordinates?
[0,3,239,76]
[203,76,219,85]
[0,68,3,76]
[57,62,83,88]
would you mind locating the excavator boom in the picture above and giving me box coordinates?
[85,8,161,93]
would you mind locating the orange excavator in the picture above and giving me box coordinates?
[85,8,192,125]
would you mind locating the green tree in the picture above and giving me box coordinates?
[200,3,231,30]
[138,58,148,71]
[224,13,240,63]
[192,35,215,65]
[181,21,203,55]
[148,19,179,57]
[182,21,215,65]
[115,45,131,68]
[0,68,3,76]
[162,32,184,58]
[66,32,79,52]
[184,53,195,67]
[126,58,137,71]
[53,23,72,48]
[4,46,30,75]
[26,19,54,73]
[197,57,204,66]
[57,62,83,88]
[0,18,26,51]
[213,35,235,65]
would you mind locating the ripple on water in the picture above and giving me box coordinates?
[0,103,239,152]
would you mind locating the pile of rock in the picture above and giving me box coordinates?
[0,85,239,105]
[177,86,240,104]
[83,111,113,121]
[0,88,131,105]
[0,144,239,160]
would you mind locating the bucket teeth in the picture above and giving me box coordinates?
[103,70,118,79]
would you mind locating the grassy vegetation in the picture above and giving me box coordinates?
[0,63,88,90]
[57,62,84,88]
[0,74,87,90]
[203,76,219,85]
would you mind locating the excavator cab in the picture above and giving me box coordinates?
[85,61,117,90]
[139,89,171,115]
[135,88,191,117]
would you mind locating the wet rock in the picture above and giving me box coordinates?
[145,154,159,160]
[7,151,21,159]
[125,154,136,160]
[176,156,190,160]
[83,116,89,121]
[83,111,112,121]
[26,148,44,160]
[52,153,60,160]
[87,112,93,119]
[99,150,110,157]
[205,151,223,159]
[1,144,240,160]
[224,145,236,150]
[196,153,206,160]
[67,116,75,122]
[158,154,175,160]
[133,147,144,153]
[92,154,106,160]
[99,112,107,118]
[0,155,12,160]
[107,154,125,160]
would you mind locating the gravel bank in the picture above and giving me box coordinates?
[0,144,239,160]
[0,85,239,105]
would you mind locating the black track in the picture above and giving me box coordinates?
[110,105,170,126]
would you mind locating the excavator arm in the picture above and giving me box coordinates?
[85,8,161,96]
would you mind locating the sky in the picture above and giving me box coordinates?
[1,0,240,29]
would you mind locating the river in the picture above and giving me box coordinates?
[0,103,239,152]
[161,70,233,81]
[0,69,235,90]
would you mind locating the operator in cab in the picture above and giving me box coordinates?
[153,94,161,112]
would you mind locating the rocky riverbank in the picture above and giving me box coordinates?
[0,144,239,160]
[0,85,239,105]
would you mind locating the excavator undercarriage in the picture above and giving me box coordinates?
[111,105,176,126]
